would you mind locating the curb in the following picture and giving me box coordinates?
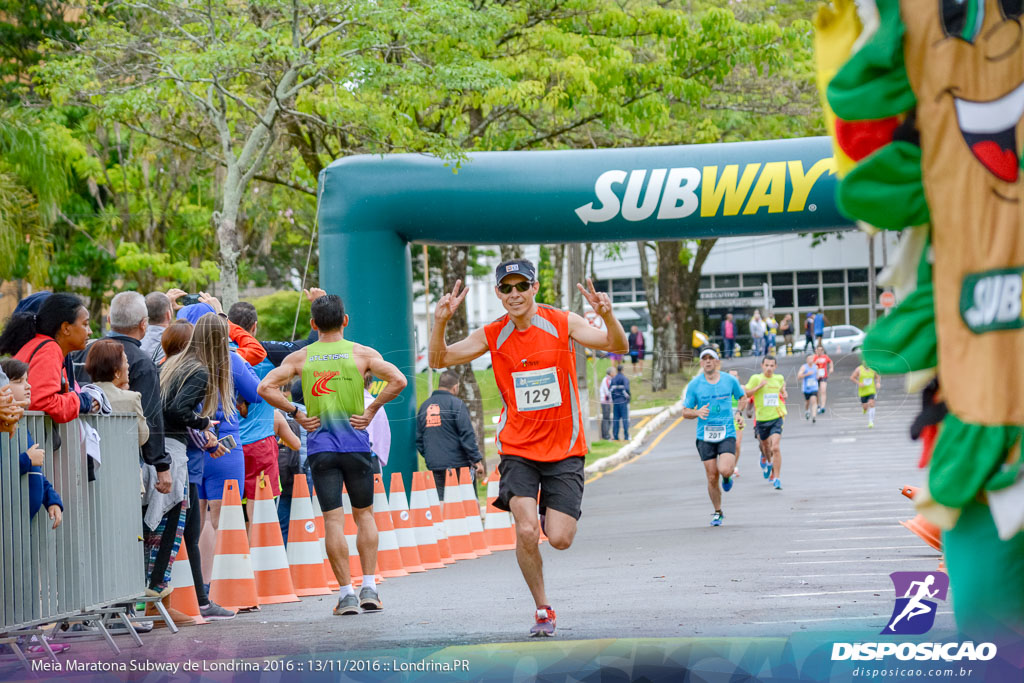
[583,379,691,478]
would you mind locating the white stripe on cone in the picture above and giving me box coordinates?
[250,545,290,572]
[426,483,450,545]
[286,540,324,565]
[211,553,256,580]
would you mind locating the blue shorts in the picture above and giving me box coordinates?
[197,445,244,501]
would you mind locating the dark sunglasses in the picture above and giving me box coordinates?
[497,281,532,294]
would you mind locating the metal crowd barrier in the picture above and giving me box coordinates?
[1,412,144,637]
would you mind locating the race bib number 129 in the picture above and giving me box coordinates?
[512,367,562,412]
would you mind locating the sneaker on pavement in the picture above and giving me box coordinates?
[359,586,383,611]
[804,410,810,420]
[710,511,724,527]
[530,606,556,637]
[773,478,782,490]
[868,422,874,429]
[333,593,360,616]
[721,475,734,492]
[199,601,236,621]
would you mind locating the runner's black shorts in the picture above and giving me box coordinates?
[803,391,818,400]
[696,438,737,462]
[754,418,784,441]
[495,454,584,520]
[860,394,876,404]
[307,451,374,511]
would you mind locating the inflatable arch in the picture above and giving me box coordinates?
[317,136,849,484]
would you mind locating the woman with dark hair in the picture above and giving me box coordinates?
[0,293,97,422]
[152,313,236,621]
[86,338,149,447]
[160,320,193,363]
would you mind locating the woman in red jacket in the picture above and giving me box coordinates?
[0,293,96,422]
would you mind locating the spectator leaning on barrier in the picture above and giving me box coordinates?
[416,370,484,500]
[0,293,99,425]
[101,291,173,493]
[599,366,614,440]
[1,359,62,528]
[85,339,149,448]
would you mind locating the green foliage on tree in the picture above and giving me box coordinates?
[250,291,312,342]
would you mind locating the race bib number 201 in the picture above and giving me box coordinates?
[512,367,562,412]
[704,425,726,443]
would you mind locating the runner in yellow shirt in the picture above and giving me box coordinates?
[850,363,881,429]
[745,355,787,491]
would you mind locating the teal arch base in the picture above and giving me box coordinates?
[317,136,850,490]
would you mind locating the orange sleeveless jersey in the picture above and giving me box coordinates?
[484,305,587,462]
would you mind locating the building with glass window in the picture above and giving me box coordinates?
[411,231,899,355]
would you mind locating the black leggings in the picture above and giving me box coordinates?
[184,483,208,606]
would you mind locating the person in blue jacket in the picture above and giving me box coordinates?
[2,359,63,528]
[176,303,261,536]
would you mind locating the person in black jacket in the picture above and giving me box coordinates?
[416,370,484,500]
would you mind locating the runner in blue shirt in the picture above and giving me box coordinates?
[683,346,745,527]
[797,353,819,423]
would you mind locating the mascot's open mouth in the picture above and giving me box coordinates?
[954,81,1024,183]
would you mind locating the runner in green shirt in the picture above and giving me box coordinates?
[850,363,881,429]
[744,355,788,491]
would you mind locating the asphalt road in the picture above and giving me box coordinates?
[46,353,948,663]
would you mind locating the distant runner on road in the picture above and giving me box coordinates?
[683,347,745,527]
[797,354,819,423]
[745,356,787,491]
[429,258,627,638]
[812,344,835,415]
[850,362,881,429]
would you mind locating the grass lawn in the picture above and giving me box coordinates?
[411,361,695,504]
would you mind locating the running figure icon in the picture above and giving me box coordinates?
[882,571,949,635]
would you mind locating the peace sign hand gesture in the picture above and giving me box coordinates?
[577,278,612,318]
[435,279,468,325]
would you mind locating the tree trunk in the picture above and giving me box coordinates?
[567,243,594,441]
[677,239,717,362]
[217,174,244,308]
[657,241,683,374]
[868,232,876,325]
[637,241,668,391]
[442,245,487,465]
[499,245,523,262]
[551,244,565,308]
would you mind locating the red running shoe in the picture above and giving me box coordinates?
[530,605,556,637]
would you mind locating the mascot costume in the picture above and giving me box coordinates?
[815,0,1024,639]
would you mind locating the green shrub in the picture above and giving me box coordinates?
[250,291,312,341]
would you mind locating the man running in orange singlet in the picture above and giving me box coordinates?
[429,259,628,637]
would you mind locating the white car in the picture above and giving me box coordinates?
[792,325,866,354]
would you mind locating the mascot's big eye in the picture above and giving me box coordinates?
[941,0,985,42]
[999,0,1024,18]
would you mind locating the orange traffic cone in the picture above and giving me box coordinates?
[209,480,260,612]
[425,477,454,564]
[409,472,444,569]
[459,467,490,556]
[249,474,300,605]
[899,484,942,552]
[443,469,477,560]
[166,541,208,624]
[389,473,425,573]
[483,469,516,551]
[311,487,340,591]
[286,476,332,596]
[372,474,408,578]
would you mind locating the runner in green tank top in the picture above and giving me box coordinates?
[850,363,881,429]
[258,290,406,616]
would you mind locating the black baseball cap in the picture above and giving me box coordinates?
[495,259,537,285]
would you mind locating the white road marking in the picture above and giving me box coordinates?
[763,589,888,598]
[781,557,940,565]
[785,545,924,554]
[791,536,912,542]
[750,611,953,626]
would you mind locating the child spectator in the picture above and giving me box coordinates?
[1,359,63,527]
